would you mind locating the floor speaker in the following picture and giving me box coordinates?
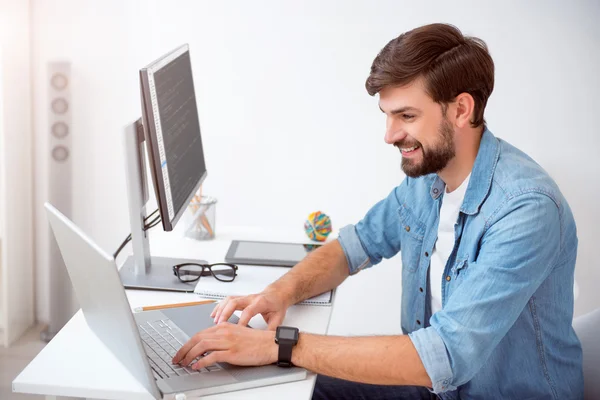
[42,61,77,341]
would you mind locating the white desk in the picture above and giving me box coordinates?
[13,226,334,400]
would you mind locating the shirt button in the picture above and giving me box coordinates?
[425,251,429,257]
[419,287,424,292]
[405,226,410,232]
[416,319,421,325]
[446,276,451,282]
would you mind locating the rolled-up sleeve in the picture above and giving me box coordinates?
[337,181,406,275]
[409,193,563,393]
[338,224,372,275]
[409,327,455,392]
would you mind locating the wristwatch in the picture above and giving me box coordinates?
[275,326,299,367]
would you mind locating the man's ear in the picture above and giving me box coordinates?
[453,93,475,128]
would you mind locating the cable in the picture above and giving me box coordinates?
[113,234,132,259]
[145,208,159,222]
[112,209,161,259]
[144,215,162,230]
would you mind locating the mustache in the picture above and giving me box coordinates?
[394,140,421,149]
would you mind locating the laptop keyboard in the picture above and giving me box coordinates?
[138,319,222,380]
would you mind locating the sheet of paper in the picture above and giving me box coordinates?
[194,265,332,306]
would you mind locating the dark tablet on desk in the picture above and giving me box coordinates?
[225,240,322,267]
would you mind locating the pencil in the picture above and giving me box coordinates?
[134,299,216,312]
[200,213,214,237]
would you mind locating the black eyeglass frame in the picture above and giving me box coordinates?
[172,262,238,283]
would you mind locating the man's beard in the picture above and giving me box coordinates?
[397,118,456,178]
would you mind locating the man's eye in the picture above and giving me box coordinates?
[402,114,415,120]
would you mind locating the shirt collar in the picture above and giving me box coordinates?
[429,128,500,215]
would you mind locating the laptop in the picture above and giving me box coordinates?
[44,202,307,399]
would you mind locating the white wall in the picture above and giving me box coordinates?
[0,0,35,344]
[32,0,600,328]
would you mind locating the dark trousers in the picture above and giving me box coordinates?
[312,374,440,400]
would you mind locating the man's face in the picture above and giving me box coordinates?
[379,79,456,178]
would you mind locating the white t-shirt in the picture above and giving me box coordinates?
[430,175,470,315]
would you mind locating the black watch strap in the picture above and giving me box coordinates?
[275,326,299,367]
[277,341,294,367]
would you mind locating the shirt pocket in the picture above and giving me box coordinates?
[446,258,469,300]
[398,204,426,272]
[451,257,469,280]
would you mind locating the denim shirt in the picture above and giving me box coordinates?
[338,129,583,399]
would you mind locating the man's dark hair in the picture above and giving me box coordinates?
[366,23,494,128]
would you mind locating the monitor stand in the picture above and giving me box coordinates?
[118,119,207,292]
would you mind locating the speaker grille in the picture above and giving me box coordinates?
[45,61,76,340]
[51,145,69,162]
[51,121,69,138]
[51,98,69,114]
[50,72,68,90]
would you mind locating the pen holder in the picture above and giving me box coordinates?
[184,196,217,240]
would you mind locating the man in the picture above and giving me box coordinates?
[172,23,583,399]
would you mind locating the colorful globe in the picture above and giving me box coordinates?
[304,211,332,242]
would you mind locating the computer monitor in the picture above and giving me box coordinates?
[139,44,207,232]
[118,44,210,292]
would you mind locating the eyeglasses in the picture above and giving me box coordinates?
[172,263,238,283]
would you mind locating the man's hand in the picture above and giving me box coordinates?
[171,322,277,370]
[211,290,289,329]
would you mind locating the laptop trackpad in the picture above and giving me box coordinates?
[159,303,239,338]
[157,370,238,394]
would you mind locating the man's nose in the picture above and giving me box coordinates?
[384,121,407,145]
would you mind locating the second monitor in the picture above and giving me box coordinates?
[140,43,207,232]
[119,44,210,292]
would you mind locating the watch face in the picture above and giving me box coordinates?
[278,327,298,340]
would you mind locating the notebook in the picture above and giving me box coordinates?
[193,265,333,306]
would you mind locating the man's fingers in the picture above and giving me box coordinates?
[212,297,232,322]
[217,299,239,324]
[181,339,223,367]
[266,313,285,331]
[217,296,251,324]
[192,351,224,370]
[180,340,209,367]
[172,326,220,364]
[210,302,222,318]
[238,302,260,327]
[172,337,198,364]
